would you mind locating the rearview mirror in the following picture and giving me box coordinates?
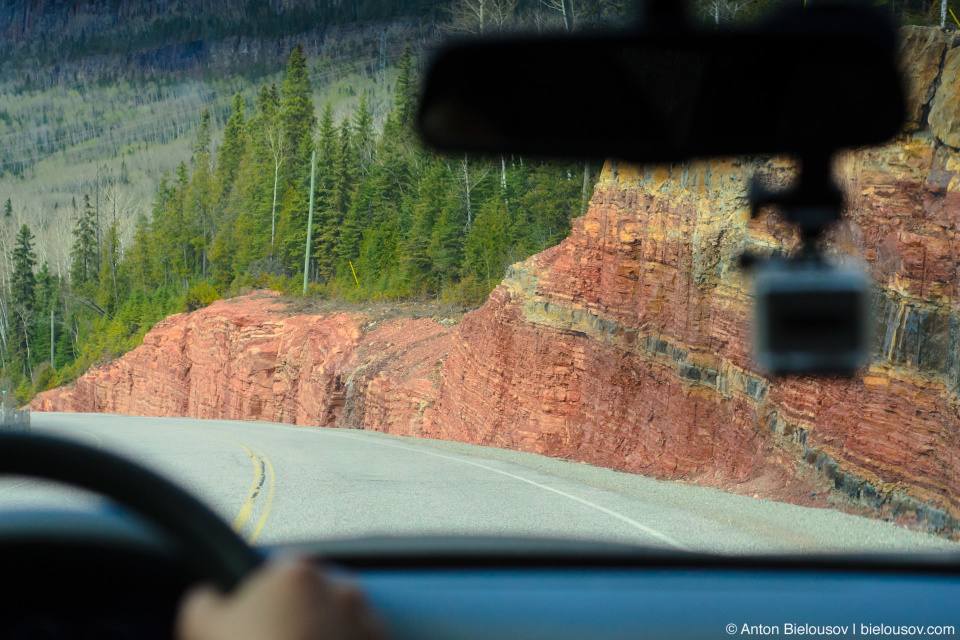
[418,7,904,162]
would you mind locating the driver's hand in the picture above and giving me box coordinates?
[176,558,386,640]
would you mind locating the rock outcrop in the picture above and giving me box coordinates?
[33,26,960,538]
[429,26,960,535]
[33,291,456,435]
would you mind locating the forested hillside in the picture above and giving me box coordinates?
[2,0,957,406]
[0,0,621,405]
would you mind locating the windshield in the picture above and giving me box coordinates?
[0,0,958,556]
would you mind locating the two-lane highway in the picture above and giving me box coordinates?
[1,412,956,554]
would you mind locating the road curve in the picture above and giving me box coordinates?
[0,412,955,554]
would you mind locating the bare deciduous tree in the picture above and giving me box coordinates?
[456,154,491,231]
[540,0,575,32]
[446,0,491,36]
[697,0,749,26]
[263,120,285,248]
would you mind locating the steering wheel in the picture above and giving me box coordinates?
[0,433,261,591]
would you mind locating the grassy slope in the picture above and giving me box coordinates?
[0,23,425,276]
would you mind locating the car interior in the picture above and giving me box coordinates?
[1,1,959,639]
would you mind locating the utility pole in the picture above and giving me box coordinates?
[943,0,948,28]
[50,308,54,367]
[303,150,317,295]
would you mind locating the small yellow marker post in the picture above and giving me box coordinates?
[349,260,360,287]
[951,8,960,27]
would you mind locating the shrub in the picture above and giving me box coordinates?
[14,378,32,406]
[33,365,58,395]
[185,280,221,312]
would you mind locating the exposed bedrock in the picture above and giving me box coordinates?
[33,27,960,538]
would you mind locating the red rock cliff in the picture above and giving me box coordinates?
[33,26,960,536]
[431,26,960,534]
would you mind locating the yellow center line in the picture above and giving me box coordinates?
[249,449,276,544]
[232,443,264,533]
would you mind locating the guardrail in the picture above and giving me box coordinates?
[0,407,30,432]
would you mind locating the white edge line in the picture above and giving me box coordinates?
[320,430,686,551]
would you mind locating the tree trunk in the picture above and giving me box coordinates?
[111,253,119,312]
[112,198,120,311]
[943,0,948,28]
[23,317,32,379]
[271,159,280,246]
[463,154,472,230]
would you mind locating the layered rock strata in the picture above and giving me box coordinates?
[34,26,960,537]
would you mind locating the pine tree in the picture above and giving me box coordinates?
[97,218,122,315]
[11,224,37,371]
[353,92,374,179]
[465,193,510,289]
[148,173,175,288]
[70,194,99,296]
[32,262,57,365]
[123,213,156,294]
[336,191,364,287]
[315,117,356,282]
[194,108,212,161]
[281,44,316,167]
[394,45,417,133]
[316,102,338,180]
[190,109,218,279]
[12,225,37,311]
[217,93,247,196]
[402,160,449,291]
[157,161,192,287]
[3,198,11,218]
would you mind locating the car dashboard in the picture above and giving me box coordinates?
[2,509,959,639]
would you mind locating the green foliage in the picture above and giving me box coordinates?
[185,281,221,311]
[281,44,316,171]
[33,365,57,395]
[0,42,599,402]
[70,194,100,296]
[217,94,247,197]
[14,378,32,405]
[11,224,37,311]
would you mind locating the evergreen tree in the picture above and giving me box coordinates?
[11,224,37,371]
[97,218,122,315]
[402,159,449,291]
[156,161,192,287]
[280,44,316,167]
[465,193,510,289]
[353,92,374,178]
[12,224,37,311]
[3,198,11,218]
[217,93,247,196]
[15,39,603,403]
[190,109,218,279]
[123,213,156,294]
[70,194,99,296]
[194,108,212,161]
[32,262,58,366]
[315,117,356,282]
[394,45,417,134]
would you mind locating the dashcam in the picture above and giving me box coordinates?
[753,259,871,374]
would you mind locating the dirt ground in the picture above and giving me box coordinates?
[280,294,478,328]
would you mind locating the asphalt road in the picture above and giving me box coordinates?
[0,412,956,555]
